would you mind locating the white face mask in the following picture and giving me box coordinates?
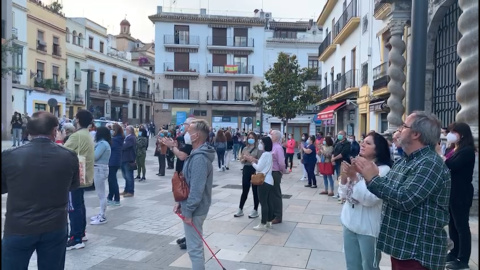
[184,132,192,145]
[446,132,459,144]
[258,143,264,151]
[348,138,354,143]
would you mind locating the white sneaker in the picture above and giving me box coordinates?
[231,158,236,161]
[90,216,107,225]
[253,223,267,231]
[217,168,223,172]
[248,210,259,218]
[234,209,244,217]
[266,221,273,228]
[90,214,101,221]
[300,177,306,181]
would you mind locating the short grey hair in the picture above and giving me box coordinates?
[63,123,76,135]
[270,130,282,142]
[410,111,441,147]
[190,119,210,142]
[126,125,135,134]
[184,117,196,125]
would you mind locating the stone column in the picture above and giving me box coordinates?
[386,19,407,133]
[456,0,479,209]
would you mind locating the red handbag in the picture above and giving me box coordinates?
[172,171,189,202]
[318,162,334,175]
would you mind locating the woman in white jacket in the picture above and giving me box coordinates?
[244,136,274,231]
[339,132,393,270]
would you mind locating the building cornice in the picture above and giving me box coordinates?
[266,39,322,45]
[86,27,108,38]
[66,51,87,61]
[27,14,66,34]
[86,54,153,79]
[13,2,28,12]
[149,13,265,26]
[268,21,310,31]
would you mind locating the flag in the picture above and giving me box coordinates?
[224,65,238,73]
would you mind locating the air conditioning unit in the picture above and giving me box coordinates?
[264,12,272,19]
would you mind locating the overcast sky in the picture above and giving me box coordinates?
[59,0,326,43]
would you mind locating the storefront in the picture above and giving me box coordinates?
[316,101,346,135]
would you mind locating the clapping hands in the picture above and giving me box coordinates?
[351,156,379,182]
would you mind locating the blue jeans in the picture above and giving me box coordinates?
[12,128,22,146]
[2,226,68,270]
[334,162,341,179]
[121,162,134,194]
[68,188,86,241]
[343,225,381,270]
[233,144,241,159]
[323,174,334,192]
[107,166,120,202]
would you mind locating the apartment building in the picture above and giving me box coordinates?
[26,0,67,117]
[1,0,14,139]
[68,18,154,124]
[149,6,265,130]
[316,0,388,137]
[11,0,28,115]
[263,19,323,137]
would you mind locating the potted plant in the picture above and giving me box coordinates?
[59,78,65,90]
[44,79,53,90]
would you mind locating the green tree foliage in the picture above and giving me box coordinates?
[253,52,320,132]
[48,1,64,15]
[1,39,17,78]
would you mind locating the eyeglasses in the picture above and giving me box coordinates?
[398,124,411,132]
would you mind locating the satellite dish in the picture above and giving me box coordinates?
[48,98,58,107]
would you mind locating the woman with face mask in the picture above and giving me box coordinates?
[284,134,296,172]
[234,132,262,219]
[155,131,168,176]
[443,123,476,269]
[318,136,335,196]
[135,128,149,181]
[299,133,309,181]
[302,135,318,188]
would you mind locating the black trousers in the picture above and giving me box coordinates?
[216,148,225,168]
[272,171,283,220]
[238,165,259,210]
[285,153,294,170]
[158,154,166,175]
[305,162,317,186]
[449,202,472,263]
[258,182,275,224]
[166,149,174,168]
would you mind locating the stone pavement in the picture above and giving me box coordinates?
[1,139,478,270]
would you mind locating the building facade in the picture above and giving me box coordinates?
[26,0,67,117]
[69,18,154,124]
[262,19,323,138]
[149,7,266,130]
[11,0,29,115]
[2,0,14,139]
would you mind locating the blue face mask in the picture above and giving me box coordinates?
[180,126,185,133]
[160,133,165,138]
[337,134,344,141]
[323,140,326,145]
[110,130,114,136]
[247,138,255,145]
[167,133,171,137]
[138,131,142,137]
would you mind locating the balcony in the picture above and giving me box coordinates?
[98,82,110,92]
[318,32,336,61]
[164,62,199,76]
[36,40,47,53]
[90,81,98,90]
[161,89,199,104]
[34,78,61,91]
[133,91,151,100]
[206,64,254,77]
[332,70,359,99]
[122,88,129,95]
[207,37,254,51]
[164,34,200,48]
[374,0,391,20]
[332,0,360,45]
[111,86,120,96]
[373,62,389,95]
[52,45,62,57]
[74,95,84,104]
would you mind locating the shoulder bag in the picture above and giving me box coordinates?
[76,134,93,188]
[171,153,206,202]
[251,156,272,186]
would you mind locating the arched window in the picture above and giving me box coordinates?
[78,33,83,46]
[66,27,70,42]
[72,30,77,45]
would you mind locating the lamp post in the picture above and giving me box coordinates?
[81,68,96,112]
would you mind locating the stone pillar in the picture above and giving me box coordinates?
[1,0,13,140]
[386,19,407,133]
[456,0,478,212]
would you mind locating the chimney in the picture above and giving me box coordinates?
[157,6,162,14]
[200,8,206,15]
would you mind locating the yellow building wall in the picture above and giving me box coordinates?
[357,85,370,136]
[27,1,67,88]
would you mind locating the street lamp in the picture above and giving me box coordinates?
[81,68,96,112]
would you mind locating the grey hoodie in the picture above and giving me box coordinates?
[180,143,216,219]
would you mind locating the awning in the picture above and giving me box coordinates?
[317,101,346,120]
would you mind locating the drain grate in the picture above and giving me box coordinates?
[282,194,292,199]
[222,184,243,189]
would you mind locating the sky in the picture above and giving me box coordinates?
[58,0,327,43]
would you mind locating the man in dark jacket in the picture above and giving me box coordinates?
[332,130,351,178]
[121,125,137,197]
[2,111,79,270]
[349,134,360,157]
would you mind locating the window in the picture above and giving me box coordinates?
[361,61,368,85]
[173,80,189,99]
[78,33,83,46]
[273,30,297,39]
[53,36,60,56]
[112,75,117,89]
[174,52,189,71]
[133,103,137,119]
[212,28,227,46]
[212,54,227,73]
[74,62,80,80]
[193,110,207,116]
[122,78,127,94]
[380,113,388,133]
[234,56,248,74]
[52,66,59,84]
[66,28,70,42]
[145,106,150,122]
[12,45,23,74]
[100,41,104,53]
[362,14,368,34]
[235,82,250,101]
[133,81,137,94]
[37,62,44,80]
[100,72,105,83]
[174,25,189,44]
[308,59,319,69]
[234,28,248,46]
[139,78,148,92]
[34,103,47,112]
[89,37,93,49]
[72,30,77,45]
[37,30,46,51]
[74,84,80,96]
[212,81,228,100]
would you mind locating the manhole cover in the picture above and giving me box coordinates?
[222,184,243,189]
[282,194,292,199]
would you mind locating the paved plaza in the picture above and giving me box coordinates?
[1,139,478,270]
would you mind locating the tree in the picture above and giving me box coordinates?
[48,1,64,16]
[1,39,17,78]
[253,52,320,134]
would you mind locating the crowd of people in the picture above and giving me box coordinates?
[0,110,476,270]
